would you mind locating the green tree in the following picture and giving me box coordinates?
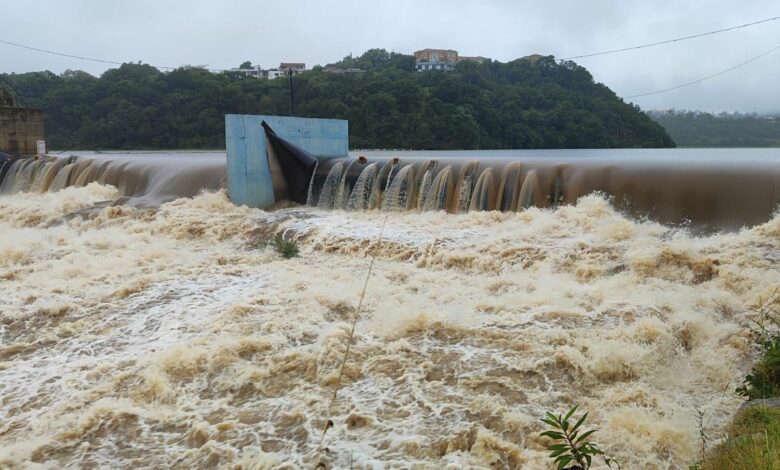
[0,50,675,150]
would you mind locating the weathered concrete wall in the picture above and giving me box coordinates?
[0,107,45,155]
[225,114,348,208]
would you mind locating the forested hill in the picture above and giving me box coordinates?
[648,110,780,147]
[2,49,674,150]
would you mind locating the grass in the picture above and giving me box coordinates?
[271,232,299,259]
[698,288,780,469]
[249,232,300,259]
[700,406,780,470]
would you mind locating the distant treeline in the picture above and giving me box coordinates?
[2,49,673,150]
[649,110,780,147]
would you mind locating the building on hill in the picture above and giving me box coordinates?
[414,49,489,71]
[227,62,305,79]
[279,63,306,75]
[414,48,458,72]
[229,66,268,78]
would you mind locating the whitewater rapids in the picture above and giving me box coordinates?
[1,185,778,469]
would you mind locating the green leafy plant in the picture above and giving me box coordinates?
[247,232,300,258]
[736,336,780,399]
[736,289,780,400]
[272,232,299,259]
[540,406,620,470]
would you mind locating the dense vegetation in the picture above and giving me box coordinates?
[1,49,674,150]
[649,110,780,147]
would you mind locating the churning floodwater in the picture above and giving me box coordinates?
[0,149,779,469]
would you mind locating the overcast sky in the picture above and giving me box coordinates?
[1,0,778,112]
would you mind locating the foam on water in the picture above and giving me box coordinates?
[1,187,778,469]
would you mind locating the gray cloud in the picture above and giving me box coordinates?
[1,0,778,112]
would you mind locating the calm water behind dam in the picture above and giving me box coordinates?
[0,147,779,468]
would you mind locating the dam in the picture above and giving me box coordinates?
[1,114,778,229]
[2,115,780,468]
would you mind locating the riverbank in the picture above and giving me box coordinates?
[700,290,780,468]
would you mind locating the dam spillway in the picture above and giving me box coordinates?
[310,148,780,229]
[1,148,779,229]
[0,151,226,206]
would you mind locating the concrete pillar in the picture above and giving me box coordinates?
[225,114,348,208]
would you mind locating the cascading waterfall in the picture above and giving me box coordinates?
[316,161,345,209]
[381,164,415,212]
[314,157,568,216]
[422,165,453,211]
[0,159,24,193]
[0,153,226,205]
[415,161,438,211]
[48,163,77,192]
[309,152,780,228]
[17,159,44,194]
[373,158,399,210]
[346,163,378,211]
[454,160,478,213]
[333,159,362,210]
[469,167,495,211]
[497,163,522,212]
[304,161,320,206]
[2,150,779,228]
[517,170,539,210]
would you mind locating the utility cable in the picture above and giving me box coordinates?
[315,214,389,466]
[562,15,780,60]
[624,43,780,99]
[0,38,206,72]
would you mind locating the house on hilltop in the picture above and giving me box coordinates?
[229,66,268,78]
[414,49,458,71]
[279,63,306,74]
[228,62,306,79]
[414,49,489,72]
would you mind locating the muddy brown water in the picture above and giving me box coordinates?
[0,149,779,468]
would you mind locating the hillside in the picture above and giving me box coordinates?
[1,49,674,150]
[649,110,780,147]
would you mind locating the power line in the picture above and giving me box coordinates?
[562,15,780,60]
[624,44,780,99]
[0,37,182,71]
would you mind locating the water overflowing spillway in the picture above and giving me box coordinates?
[309,149,780,229]
[3,149,779,228]
[0,151,226,206]
[1,149,780,468]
